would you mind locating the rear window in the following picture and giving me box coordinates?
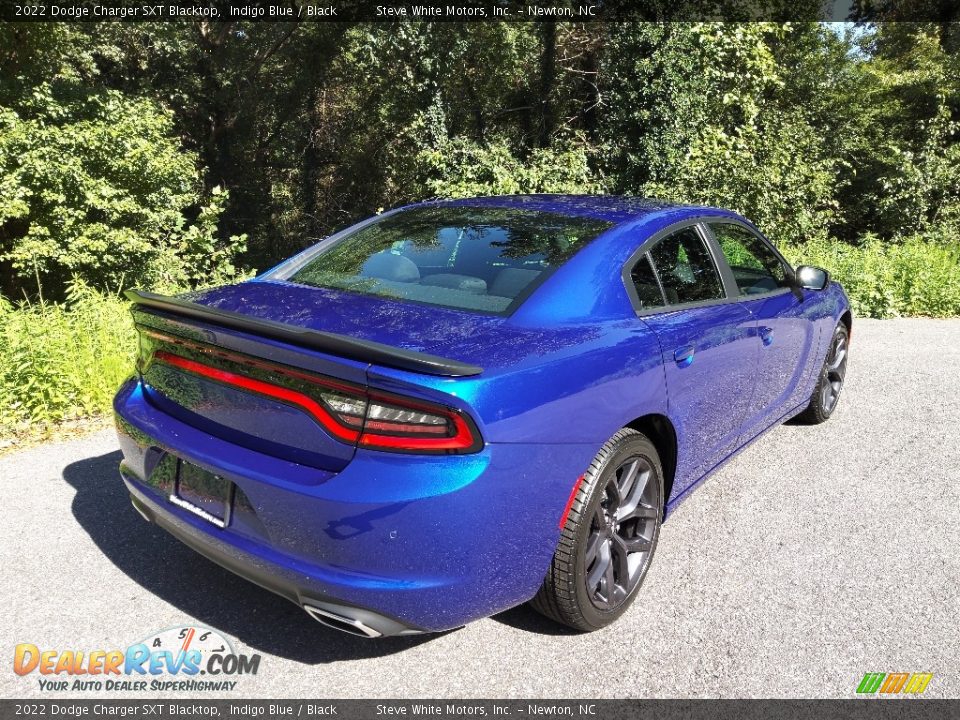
[285,206,613,313]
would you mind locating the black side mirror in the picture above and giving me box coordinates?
[794,265,830,291]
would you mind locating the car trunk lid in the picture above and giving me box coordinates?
[129,281,488,472]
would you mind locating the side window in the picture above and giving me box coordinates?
[648,227,724,305]
[710,222,791,295]
[629,255,666,309]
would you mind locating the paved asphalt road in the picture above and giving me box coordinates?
[2,319,958,700]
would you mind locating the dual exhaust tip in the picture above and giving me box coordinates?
[303,602,426,639]
[304,605,383,638]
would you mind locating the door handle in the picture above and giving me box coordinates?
[759,326,774,346]
[674,345,695,368]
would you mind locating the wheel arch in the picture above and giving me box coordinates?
[625,413,678,508]
[840,309,852,333]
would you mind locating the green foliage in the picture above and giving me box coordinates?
[0,83,247,297]
[602,23,840,246]
[4,21,957,298]
[417,135,605,199]
[783,236,960,318]
[0,281,136,435]
[832,23,960,243]
[153,187,250,292]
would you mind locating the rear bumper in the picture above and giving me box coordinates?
[114,378,596,634]
[125,492,419,637]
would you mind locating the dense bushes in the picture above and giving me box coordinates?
[2,21,958,297]
[784,236,960,319]
[601,24,842,247]
[0,27,248,299]
[418,135,605,199]
[0,87,248,298]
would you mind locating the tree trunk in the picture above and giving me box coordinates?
[537,22,557,148]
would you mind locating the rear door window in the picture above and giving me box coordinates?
[647,227,724,305]
[629,254,666,310]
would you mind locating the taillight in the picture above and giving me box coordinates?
[356,392,480,452]
[317,383,481,453]
[146,332,481,455]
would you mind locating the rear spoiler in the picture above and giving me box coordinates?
[125,289,483,378]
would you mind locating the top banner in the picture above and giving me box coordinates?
[2,0,958,23]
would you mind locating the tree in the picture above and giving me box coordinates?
[599,23,841,245]
[0,23,245,299]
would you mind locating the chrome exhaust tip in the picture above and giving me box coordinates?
[304,605,382,638]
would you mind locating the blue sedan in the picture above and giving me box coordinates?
[114,195,851,636]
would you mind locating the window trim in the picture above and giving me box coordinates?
[621,218,741,317]
[701,219,797,301]
[626,252,669,312]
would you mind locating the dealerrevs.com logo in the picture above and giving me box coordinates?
[14,625,261,692]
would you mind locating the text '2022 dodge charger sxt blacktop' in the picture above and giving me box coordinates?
[115,195,851,637]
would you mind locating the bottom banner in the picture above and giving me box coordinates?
[1,700,958,720]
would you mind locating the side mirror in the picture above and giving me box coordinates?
[794,265,829,291]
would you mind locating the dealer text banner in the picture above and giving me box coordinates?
[1,0,952,23]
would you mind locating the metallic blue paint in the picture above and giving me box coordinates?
[114,195,851,634]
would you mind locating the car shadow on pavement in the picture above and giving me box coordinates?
[490,604,581,636]
[63,451,444,663]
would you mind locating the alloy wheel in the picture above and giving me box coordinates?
[821,332,848,413]
[584,455,660,610]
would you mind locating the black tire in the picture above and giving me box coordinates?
[795,322,849,425]
[530,428,664,631]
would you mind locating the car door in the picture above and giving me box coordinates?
[626,223,757,499]
[706,221,817,442]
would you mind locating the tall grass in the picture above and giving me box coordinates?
[0,281,136,437]
[782,236,960,319]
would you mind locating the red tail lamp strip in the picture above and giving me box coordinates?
[155,350,360,443]
[558,475,586,529]
[359,389,478,451]
[143,329,360,395]
[151,345,481,453]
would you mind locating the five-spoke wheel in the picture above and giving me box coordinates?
[821,330,848,413]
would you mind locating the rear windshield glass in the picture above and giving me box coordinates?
[285,206,613,313]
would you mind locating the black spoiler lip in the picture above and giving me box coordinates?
[125,289,483,378]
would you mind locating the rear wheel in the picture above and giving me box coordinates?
[531,428,663,631]
[795,322,849,424]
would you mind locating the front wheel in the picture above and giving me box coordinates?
[795,322,849,424]
[530,428,663,631]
